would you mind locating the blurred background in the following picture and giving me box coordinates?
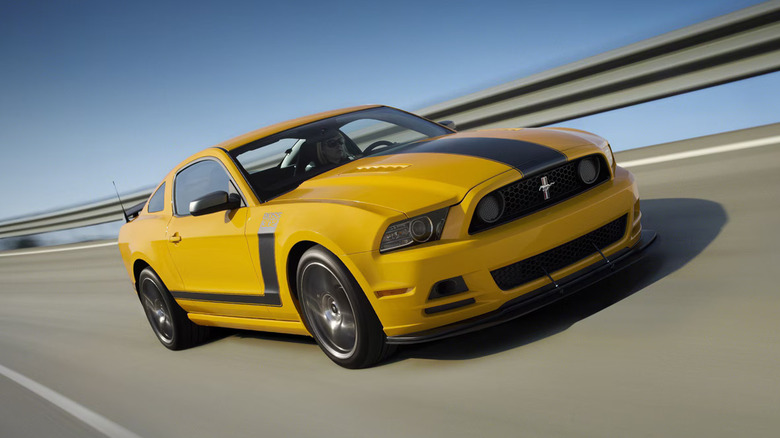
[1,0,778,249]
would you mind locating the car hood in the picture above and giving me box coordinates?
[273,128,607,216]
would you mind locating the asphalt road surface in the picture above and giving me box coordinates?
[2,125,779,437]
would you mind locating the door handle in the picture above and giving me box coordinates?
[169,232,182,243]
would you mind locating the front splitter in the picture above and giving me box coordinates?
[386,229,657,345]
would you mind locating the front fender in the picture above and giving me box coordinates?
[242,200,402,318]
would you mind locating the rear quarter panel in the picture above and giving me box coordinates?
[118,177,183,292]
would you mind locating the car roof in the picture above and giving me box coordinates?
[215,104,382,152]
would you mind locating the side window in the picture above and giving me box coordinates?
[147,182,166,213]
[174,160,234,216]
[235,137,300,172]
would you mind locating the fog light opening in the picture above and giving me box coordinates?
[578,157,600,184]
[476,193,504,224]
[428,276,469,300]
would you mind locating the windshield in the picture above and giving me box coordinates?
[230,107,452,201]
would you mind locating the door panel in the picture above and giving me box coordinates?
[167,208,259,294]
[166,157,271,318]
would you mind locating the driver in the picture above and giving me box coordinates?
[316,132,349,165]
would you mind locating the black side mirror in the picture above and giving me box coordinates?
[438,120,457,131]
[189,191,241,216]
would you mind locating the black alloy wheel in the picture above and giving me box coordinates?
[297,246,393,368]
[137,267,211,350]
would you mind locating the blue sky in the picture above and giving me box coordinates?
[0,0,776,221]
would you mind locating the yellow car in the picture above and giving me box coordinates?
[118,105,655,368]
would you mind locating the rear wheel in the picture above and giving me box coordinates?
[137,267,211,350]
[297,246,392,368]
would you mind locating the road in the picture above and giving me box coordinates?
[2,124,779,437]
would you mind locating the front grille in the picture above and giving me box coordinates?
[470,155,609,233]
[490,215,627,291]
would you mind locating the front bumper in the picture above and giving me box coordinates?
[386,229,656,344]
[344,165,645,338]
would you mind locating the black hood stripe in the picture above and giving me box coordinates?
[381,137,567,175]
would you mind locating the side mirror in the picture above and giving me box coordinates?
[189,191,241,216]
[438,120,457,131]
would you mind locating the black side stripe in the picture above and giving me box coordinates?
[171,231,282,306]
[171,290,281,305]
[257,233,281,305]
[381,137,568,175]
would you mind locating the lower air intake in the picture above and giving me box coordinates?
[491,215,628,290]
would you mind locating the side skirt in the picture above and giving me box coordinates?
[187,313,310,336]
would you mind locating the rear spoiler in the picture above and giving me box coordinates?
[126,201,146,221]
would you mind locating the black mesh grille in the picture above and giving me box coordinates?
[490,215,627,291]
[470,155,609,233]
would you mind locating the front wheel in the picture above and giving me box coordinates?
[297,246,392,368]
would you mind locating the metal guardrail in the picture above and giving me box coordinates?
[1,1,779,240]
[0,189,152,238]
[416,1,780,129]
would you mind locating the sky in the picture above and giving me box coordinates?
[1,0,777,222]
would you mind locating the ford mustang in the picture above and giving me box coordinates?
[118,105,656,368]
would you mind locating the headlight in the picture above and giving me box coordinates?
[380,207,449,253]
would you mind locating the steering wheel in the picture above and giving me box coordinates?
[363,140,394,154]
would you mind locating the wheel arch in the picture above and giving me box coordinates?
[282,238,373,318]
[132,258,152,293]
[284,240,318,310]
[288,241,392,368]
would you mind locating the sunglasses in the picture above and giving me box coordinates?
[324,137,344,149]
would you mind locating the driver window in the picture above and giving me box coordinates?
[235,138,300,173]
[174,160,235,216]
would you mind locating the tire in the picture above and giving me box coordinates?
[297,246,393,368]
[137,267,211,350]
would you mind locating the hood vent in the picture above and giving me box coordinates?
[345,164,411,173]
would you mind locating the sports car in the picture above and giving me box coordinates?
[118,105,656,368]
